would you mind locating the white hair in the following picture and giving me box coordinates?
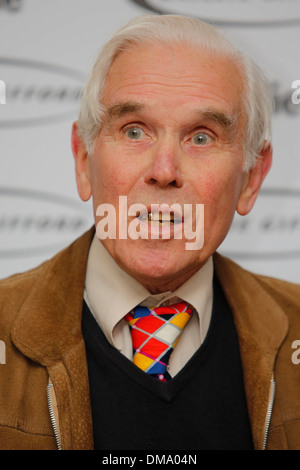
[77,14,273,171]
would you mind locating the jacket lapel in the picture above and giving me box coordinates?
[214,253,289,449]
[11,228,94,365]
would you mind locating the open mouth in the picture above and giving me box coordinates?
[137,210,182,225]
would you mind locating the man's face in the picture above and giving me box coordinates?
[73,42,271,293]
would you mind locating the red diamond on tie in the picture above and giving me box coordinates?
[125,301,192,381]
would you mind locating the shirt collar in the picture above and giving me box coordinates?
[84,235,213,347]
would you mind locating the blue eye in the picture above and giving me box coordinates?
[125,127,144,140]
[192,133,210,145]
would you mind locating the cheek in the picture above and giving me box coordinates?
[104,168,128,195]
[90,153,130,203]
[195,172,225,207]
[197,167,242,216]
[203,174,219,202]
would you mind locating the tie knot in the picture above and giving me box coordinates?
[125,300,192,381]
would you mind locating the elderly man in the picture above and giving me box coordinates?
[0,15,300,451]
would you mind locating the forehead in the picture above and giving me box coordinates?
[101,41,245,119]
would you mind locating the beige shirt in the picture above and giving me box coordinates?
[84,235,213,377]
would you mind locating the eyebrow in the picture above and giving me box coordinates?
[194,108,239,132]
[105,101,145,121]
[105,100,238,131]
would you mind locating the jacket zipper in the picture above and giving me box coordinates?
[47,382,62,450]
[262,376,276,450]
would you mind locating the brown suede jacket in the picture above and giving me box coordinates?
[0,227,300,450]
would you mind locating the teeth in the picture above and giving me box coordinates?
[151,212,169,222]
[150,212,172,222]
[138,211,182,224]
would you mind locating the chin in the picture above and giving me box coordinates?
[116,241,201,291]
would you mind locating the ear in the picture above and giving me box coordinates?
[236,141,272,216]
[71,121,92,202]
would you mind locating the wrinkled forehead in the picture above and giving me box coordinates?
[105,40,244,95]
[101,40,246,127]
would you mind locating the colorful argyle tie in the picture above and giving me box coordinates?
[125,301,192,382]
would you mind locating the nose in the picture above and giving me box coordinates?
[144,136,183,189]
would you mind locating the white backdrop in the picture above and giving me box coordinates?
[0,0,299,283]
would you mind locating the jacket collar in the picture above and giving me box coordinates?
[11,227,95,366]
[214,252,288,352]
